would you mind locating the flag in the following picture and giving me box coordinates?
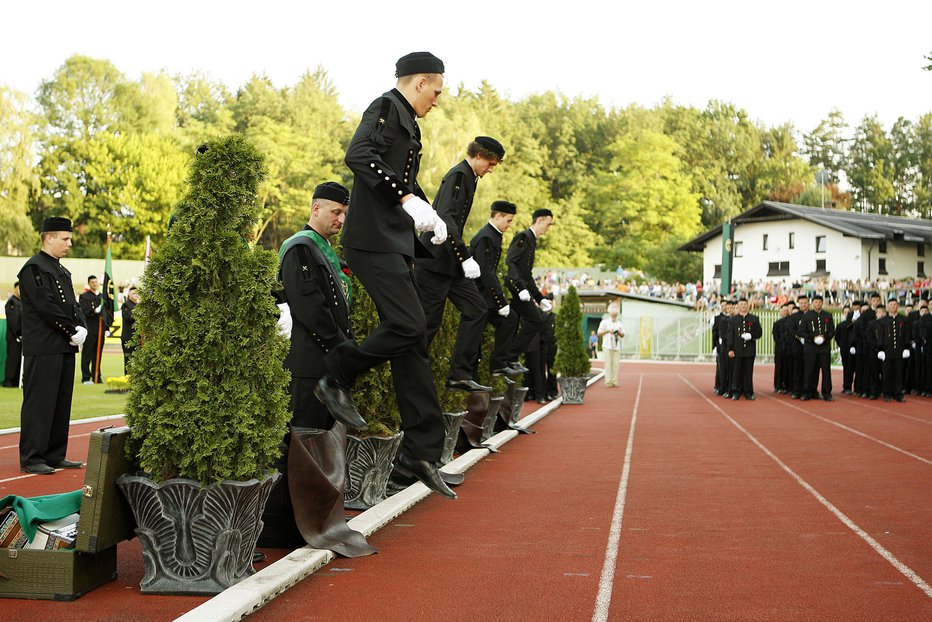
[719,221,734,296]
[101,228,116,330]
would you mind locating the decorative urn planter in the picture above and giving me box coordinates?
[344,431,403,510]
[440,410,467,464]
[558,376,588,404]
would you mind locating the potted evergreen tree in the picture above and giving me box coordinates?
[343,273,403,510]
[117,135,291,594]
[554,285,591,404]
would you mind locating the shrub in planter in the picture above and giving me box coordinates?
[553,285,591,404]
[118,134,291,594]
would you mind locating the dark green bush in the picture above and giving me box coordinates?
[553,285,590,378]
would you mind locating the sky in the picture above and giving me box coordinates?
[3,0,931,133]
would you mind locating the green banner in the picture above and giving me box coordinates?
[720,222,734,296]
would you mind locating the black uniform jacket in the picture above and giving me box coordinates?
[342,88,432,259]
[121,299,137,344]
[725,313,762,357]
[280,230,353,378]
[799,309,835,352]
[4,295,22,340]
[505,228,543,302]
[853,308,877,352]
[17,251,85,357]
[469,222,509,311]
[79,290,103,334]
[417,159,477,276]
[834,317,852,353]
[771,316,786,353]
[874,314,910,359]
[712,312,728,348]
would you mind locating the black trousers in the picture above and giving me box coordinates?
[289,376,333,430]
[840,354,855,391]
[882,357,905,397]
[730,355,755,396]
[483,308,519,372]
[773,349,783,390]
[20,353,74,467]
[511,298,543,359]
[719,349,734,393]
[415,267,487,380]
[326,248,443,462]
[803,349,833,396]
[122,342,137,375]
[3,331,21,387]
[81,332,102,382]
[790,349,805,395]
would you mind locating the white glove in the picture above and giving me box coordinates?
[852,310,860,320]
[95,303,102,314]
[712,347,718,356]
[401,196,439,233]
[799,337,805,345]
[849,347,856,355]
[540,299,552,313]
[741,332,752,341]
[69,326,88,347]
[498,305,510,317]
[902,349,910,359]
[814,335,824,345]
[877,351,886,361]
[718,338,723,345]
[105,330,111,338]
[277,303,293,339]
[462,257,480,279]
[430,218,447,245]
[518,289,531,302]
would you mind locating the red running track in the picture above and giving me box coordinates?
[0,361,930,621]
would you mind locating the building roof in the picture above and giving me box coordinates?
[577,289,694,309]
[679,201,932,251]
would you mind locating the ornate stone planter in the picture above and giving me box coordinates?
[116,471,280,595]
[344,431,403,510]
[480,396,504,443]
[558,376,588,404]
[440,410,467,465]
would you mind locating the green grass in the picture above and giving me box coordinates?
[0,349,128,430]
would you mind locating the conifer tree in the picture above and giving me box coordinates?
[553,286,590,378]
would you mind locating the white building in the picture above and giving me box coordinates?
[681,202,932,284]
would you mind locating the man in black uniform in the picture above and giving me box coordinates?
[904,299,924,395]
[917,301,932,396]
[415,137,505,392]
[771,303,789,393]
[3,282,23,387]
[799,294,835,401]
[712,299,733,395]
[120,287,139,374]
[726,297,763,400]
[469,201,526,376]
[505,208,554,403]
[540,296,559,400]
[834,302,858,394]
[853,293,882,397]
[315,52,455,499]
[787,295,808,398]
[17,217,87,474]
[875,298,910,402]
[78,275,104,384]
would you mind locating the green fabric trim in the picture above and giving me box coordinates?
[280,229,352,305]
[0,489,83,542]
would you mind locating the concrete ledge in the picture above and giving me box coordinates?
[175,371,604,622]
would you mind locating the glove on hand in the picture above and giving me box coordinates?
[814,335,825,345]
[518,289,531,302]
[877,351,886,361]
[540,299,552,313]
[401,196,439,233]
[712,347,717,356]
[462,257,480,279]
[69,326,88,347]
[902,349,910,359]
[277,303,293,340]
[849,347,856,355]
[741,332,752,341]
[430,218,447,245]
[498,305,511,317]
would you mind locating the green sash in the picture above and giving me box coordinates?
[279,229,352,305]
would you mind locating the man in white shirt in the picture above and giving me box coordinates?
[598,303,624,387]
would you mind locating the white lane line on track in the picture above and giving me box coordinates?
[0,432,92,452]
[759,393,932,466]
[592,373,643,622]
[680,374,932,600]
[836,395,932,426]
[0,473,37,484]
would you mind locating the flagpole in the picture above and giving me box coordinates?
[95,225,111,383]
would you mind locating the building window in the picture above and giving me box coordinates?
[816,235,826,253]
[762,234,768,251]
[767,261,790,276]
[789,232,795,249]
[879,240,887,254]
[734,241,743,257]
[919,243,926,257]
[816,259,826,272]
[713,264,722,278]
[878,258,888,275]
[919,261,926,277]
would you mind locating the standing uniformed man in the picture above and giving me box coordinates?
[725,297,763,400]
[120,287,139,374]
[505,208,554,403]
[771,303,789,393]
[315,52,456,499]
[713,299,735,397]
[904,299,924,395]
[854,293,882,398]
[415,137,505,392]
[917,301,931,396]
[875,298,910,402]
[787,295,809,398]
[78,275,104,384]
[3,282,23,388]
[469,201,526,376]
[799,294,835,401]
[17,217,87,474]
[834,302,858,395]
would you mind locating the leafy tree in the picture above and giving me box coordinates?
[125,134,291,483]
[174,72,236,151]
[803,110,848,184]
[644,237,703,283]
[36,55,125,140]
[553,286,589,377]
[847,115,896,213]
[0,87,39,255]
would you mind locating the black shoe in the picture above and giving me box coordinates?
[525,393,536,402]
[822,395,834,402]
[492,366,521,376]
[791,394,800,399]
[745,393,756,401]
[21,463,55,475]
[883,396,892,402]
[51,459,83,469]
[536,397,548,404]
[869,395,878,400]
[508,361,529,374]
[394,454,456,499]
[801,395,810,401]
[314,376,366,429]
[438,466,464,486]
[721,392,732,399]
[731,394,740,400]
[841,390,852,395]
[894,395,906,403]
[445,378,492,393]
[252,550,267,563]
[546,393,559,401]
